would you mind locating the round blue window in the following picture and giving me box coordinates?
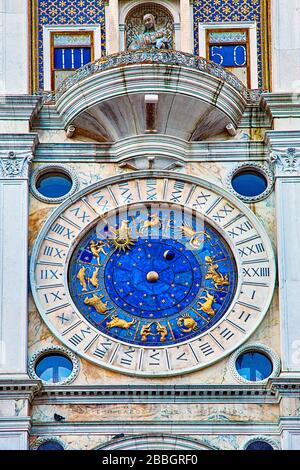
[36,172,72,198]
[231,170,268,198]
[246,441,274,451]
[35,354,73,383]
[236,351,273,382]
[37,441,64,451]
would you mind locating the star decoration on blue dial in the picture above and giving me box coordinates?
[68,204,238,347]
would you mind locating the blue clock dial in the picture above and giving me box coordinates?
[105,238,201,318]
[68,204,238,347]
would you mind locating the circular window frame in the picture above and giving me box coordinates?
[31,436,67,451]
[243,436,279,451]
[229,343,280,385]
[30,164,79,204]
[226,163,274,203]
[28,345,80,385]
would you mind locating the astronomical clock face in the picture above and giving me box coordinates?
[31,173,275,376]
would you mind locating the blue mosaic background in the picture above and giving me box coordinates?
[193,0,265,89]
[36,0,106,90]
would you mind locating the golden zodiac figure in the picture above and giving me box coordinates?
[90,240,109,266]
[177,314,198,333]
[156,322,168,342]
[108,220,135,251]
[197,291,216,317]
[205,256,229,289]
[178,225,211,249]
[88,267,99,289]
[140,323,153,342]
[77,266,87,291]
[84,294,111,314]
[138,213,162,235]
[140,321,168,342]
[106,315,136,330]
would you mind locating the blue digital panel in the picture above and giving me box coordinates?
[209,45,247,67]
[68,205,238,347]
[193,0,265,89]
[54,47,91,70]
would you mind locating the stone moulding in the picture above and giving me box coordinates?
[242,435,280,450]
[0,380,41,401]
[31,436,68,451]
[95,434,219,450]
[226,162,275,203]
[30,163,79,204]
[28,345,80,386]
[228,343,281,385]
[33,139,267,163]
[53,50,260,103]
[32,384,279,405]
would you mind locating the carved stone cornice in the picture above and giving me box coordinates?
[0,150,33,179]
[269,377,300,395]
[0,95,42,122]
[269,147,300,176]
[32,384,279,405]
[260,93,300,119]
[0,379,41,402]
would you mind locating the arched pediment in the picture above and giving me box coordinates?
[95,434,218,450]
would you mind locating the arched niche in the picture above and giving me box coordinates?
[122,2,177,51]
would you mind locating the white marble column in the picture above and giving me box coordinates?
[272,0,300,91]
[0,150,33,376]
[268,141,300,372]
[105,0,120,55]
[282,426,300,450]
[0,0,29,94]
[180,0,193,53]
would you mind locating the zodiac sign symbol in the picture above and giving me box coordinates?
[156,322,168,342]
[178,225,211,249]
[77,266,87,291]
[140,321,168,342]
[109,220,135,252]
[140,323,153,342]
[138,213,162,235]
[90,240,109,265]
[205,256,229,289]
[106,316,136,330]
[84,294,111,314]
[88,267,99,289]
[197,291,216,317]
[177,314,199,333]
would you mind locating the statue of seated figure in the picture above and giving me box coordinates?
[128,13,171,51]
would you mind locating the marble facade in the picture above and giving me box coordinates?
[0,0,300,451]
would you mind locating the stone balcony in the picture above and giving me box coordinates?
[45,50,261,142]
